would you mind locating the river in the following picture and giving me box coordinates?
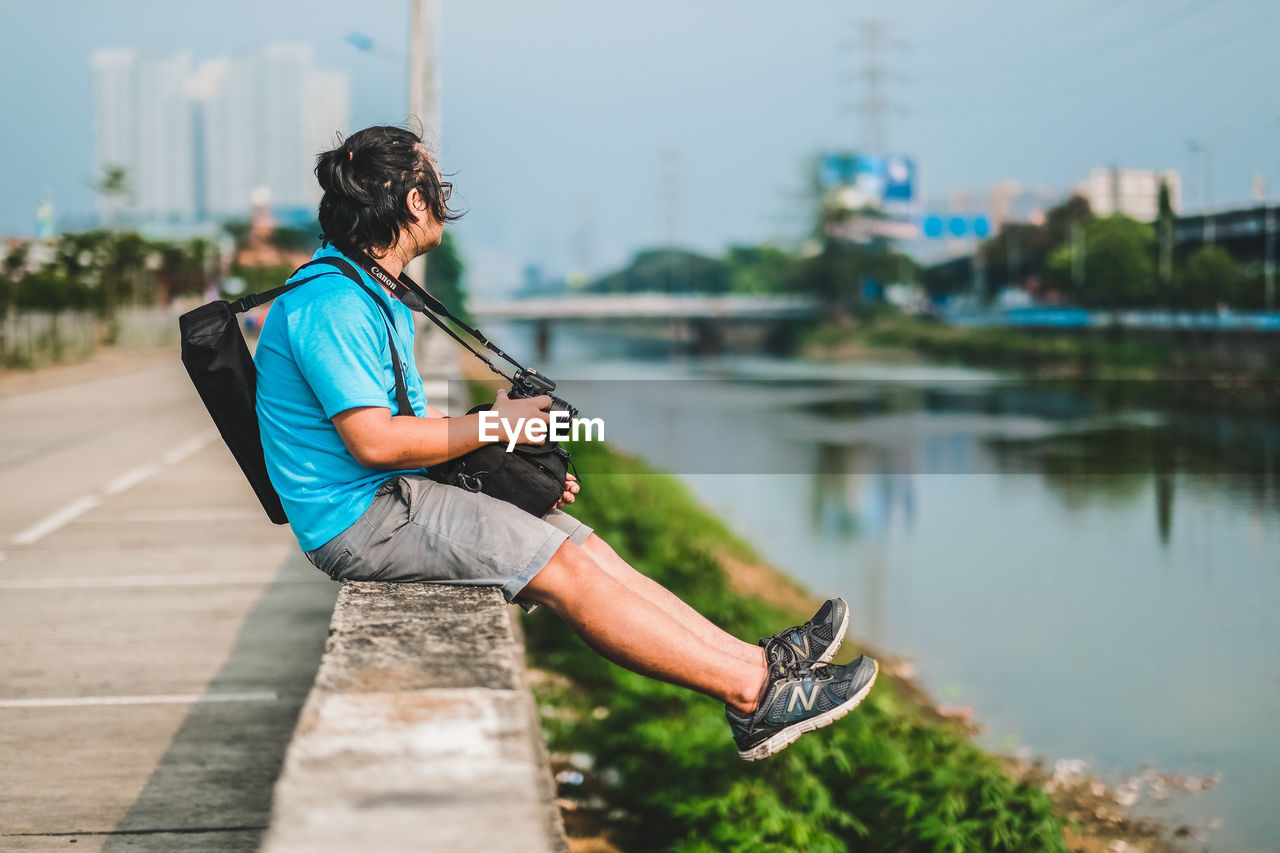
[488,325,1280,851]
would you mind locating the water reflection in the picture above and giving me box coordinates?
[787,379,1280,550]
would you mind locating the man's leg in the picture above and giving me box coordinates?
[520,539,766,716]
[578,533,765,668]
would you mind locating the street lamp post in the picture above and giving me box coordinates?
[407,0,441,286]
[1265,205,1276,312]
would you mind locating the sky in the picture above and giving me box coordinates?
[3,0,1279,295]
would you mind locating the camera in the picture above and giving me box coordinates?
[508,368,578,420]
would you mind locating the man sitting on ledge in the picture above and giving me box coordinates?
[253,124,878,760]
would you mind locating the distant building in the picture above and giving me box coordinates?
[91,45,349,226]
[195,44,350,220]
[91,49,196,223]
[1081,167,1181,221]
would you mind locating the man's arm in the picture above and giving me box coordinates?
[332,390,552,469]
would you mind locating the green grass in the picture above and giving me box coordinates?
[525,439,1068,852]
[810,315,1171,376]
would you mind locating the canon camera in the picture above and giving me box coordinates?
[507,368,578,420]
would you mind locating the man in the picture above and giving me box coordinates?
[254,125,877,760]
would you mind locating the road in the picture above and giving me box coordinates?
[0,350,338,852]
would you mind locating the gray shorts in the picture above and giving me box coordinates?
[304,474,592,607]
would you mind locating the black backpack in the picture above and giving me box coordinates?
[178,256,410,524]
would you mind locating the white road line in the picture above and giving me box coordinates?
[79,507,263,524]
[103,462,162,496]
[9,431,220,550]
[11,496,101,546]
[162,434,212,465]
[0,572,315,590]
[0,690,278,709]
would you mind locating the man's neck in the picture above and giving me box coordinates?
[368,238,423,282]
[369,251,405,281]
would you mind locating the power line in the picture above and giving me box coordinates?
[1015,1,1276,105]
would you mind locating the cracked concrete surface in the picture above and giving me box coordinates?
[262,582,569,853]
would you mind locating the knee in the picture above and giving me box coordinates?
[520,540,610,610]
[581,532,622,568]
[582,532,612,553]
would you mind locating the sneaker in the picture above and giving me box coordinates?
[726,655,879,761]
[761,598,849,669]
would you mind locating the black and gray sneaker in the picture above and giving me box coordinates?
[761,598,849,669]
[726,655,879,761]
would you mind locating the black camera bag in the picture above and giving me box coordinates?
[343,252,578,518]
[425,403,571,516]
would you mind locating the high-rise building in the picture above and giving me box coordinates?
[92,44,350,225]
[1081,167,1182,221]
[91,49,196,223]
[198,44,350,220]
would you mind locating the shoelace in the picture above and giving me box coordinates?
[778,658,834,682]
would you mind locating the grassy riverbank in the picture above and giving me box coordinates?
[805,314,1280,415]
[525,440,1074,852]
[805,315,1175,378]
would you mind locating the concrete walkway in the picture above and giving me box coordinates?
[0,350,333,852]
[0,322,466,851]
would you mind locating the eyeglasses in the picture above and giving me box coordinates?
[440,182,452,203]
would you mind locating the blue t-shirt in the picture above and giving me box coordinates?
[255,245,429,551]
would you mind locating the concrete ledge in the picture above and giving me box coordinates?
[262,582,569,852]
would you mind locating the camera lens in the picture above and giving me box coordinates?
[549,397,578,419]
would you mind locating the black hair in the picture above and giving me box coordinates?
[314,124,462,256]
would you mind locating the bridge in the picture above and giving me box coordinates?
[470,293,819,321]
[469,293,821,357]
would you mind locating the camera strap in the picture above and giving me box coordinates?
[276,256,415,418]
[347,252,527,384]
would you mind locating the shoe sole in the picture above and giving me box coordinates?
[816,599,850,665]
[737,658,879,762]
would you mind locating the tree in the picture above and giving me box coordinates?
[425,230,468,320]
[587,248,728,295]
[158,239,212,301]
[1047,215,1153,307]
[1156,180,1175,294]
[1,242,29,319]
[1175,245,1240,310]
[96,165,131,229]
[980,222,1050,288]
[978,196,1092,294]
[724,246,795,295]
[15,267,94,314]
[1045,194,1093,248]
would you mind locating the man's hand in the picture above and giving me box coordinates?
[490,389,553,445]
[552,472,580,511]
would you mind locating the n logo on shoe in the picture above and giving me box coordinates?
[787,683,819,713]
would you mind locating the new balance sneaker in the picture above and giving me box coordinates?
[726,655,879,761]
[761,598,849,669]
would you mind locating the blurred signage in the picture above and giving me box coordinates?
[35,196,55,241]
[920,214,990,239]
[827,216,920,243]
[819,152,916,208]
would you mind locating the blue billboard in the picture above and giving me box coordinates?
[819,152,916,206]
